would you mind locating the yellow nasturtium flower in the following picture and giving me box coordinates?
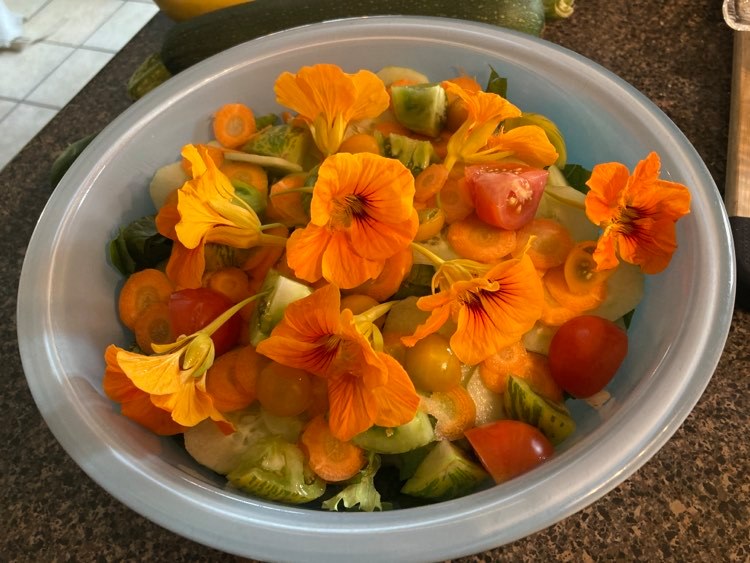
[274,63,390,156]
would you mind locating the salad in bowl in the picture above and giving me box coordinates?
[103,62,690,511]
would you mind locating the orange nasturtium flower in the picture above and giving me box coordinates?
[441,81,523,172]
[585,151,691,274]
[256,284,420,441]
[483,125,559,169]
[103,346,186,435]
[403,246,544,366]
[104,294,261,431]
[274,63,390,155]
[286,152,419,289]
[157,144,287,288]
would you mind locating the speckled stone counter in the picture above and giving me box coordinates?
[2,1,748,561]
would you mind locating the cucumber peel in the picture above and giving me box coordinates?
[352,410,434,454]
[227,436,326,504]
[248,269,313,346]
[401,440,489,500]
[390,83,447,138]
[504,375,575,445]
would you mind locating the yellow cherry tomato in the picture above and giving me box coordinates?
[405,333,462,392]
[563,241,613,295]
[414,207,446,242]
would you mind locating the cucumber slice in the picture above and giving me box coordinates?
[391,264,434,300]
[390,83,447,138]
[184,407,270,475]
[384,133,435,176]
[231,180,267,216]
[248,269,313,346]
[260,408,305,442]
[241,123,318,170]
[588,262,645,322]
[400,440,489,501]
[522,322,558,355]
[536,189,600,242]
[149,160,188,208]
[227,436,326,504]
[412,233,460,266]
[504,375,576,446]
[352,410,434,454]
[376,65,429,87]
[224,150,303,174]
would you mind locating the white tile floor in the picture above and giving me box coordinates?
[0,0,159,171]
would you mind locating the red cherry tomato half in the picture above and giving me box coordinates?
[168,288,241,356]
[465,163,548,231]
[465,420,554,484]
[548,315,628,398]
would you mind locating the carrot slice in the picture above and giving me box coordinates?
[212,103,256,149]
[431,129,453,160]
[117,268,174,330]
[446,213,516,263]
[133,302,174,354]
[205,344,265,413]
[373,120,412,138]
[265,173,309,227]
[344,246,413,301]
[444,74,482,93]
[338,133,380,155]
[512,218,575,270]
[219,160,269,199]
[300,415,366,482]
[544,265,606,312]
[563,240,614,295]
[414,163,449,203]
[205,267,252,304]
[540,285,581,327]
[522,352,564,404]
[479,341,531,393]
[439,166,474,224]
[422,386,477,441]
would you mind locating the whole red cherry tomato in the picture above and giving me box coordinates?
[464,163,548,231]
[548,315,628,398]
[464,420,554,484]
[168,288,241,356]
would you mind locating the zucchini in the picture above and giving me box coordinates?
[161,0,547,74]
[126,53,172,101]
[49,132,98,188]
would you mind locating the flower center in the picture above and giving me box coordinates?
[331,194,367,228]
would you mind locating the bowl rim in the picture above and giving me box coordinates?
[17,15,735,563]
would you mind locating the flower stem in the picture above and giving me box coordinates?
[269,187,314,197]
[410,242,446,267]
[201,291,269,336]
[260,222,286,231]
[354,301,396,324]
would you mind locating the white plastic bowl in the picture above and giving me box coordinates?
[17,17,735,563]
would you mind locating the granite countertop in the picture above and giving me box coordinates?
[2,1,748,561]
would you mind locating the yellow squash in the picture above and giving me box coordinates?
[154,0,252,21]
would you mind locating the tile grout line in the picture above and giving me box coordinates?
[1,0,155,169]
[19,1,130,107]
